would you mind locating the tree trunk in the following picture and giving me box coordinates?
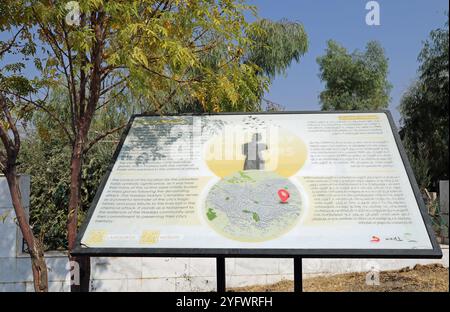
[67,142,82,252]
[67,136,92,292]
[30,242,48,292]
[66,9,105,292]
[5,170,48,292]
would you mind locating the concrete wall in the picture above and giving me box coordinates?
[1,176,449,292]
[440,181,449,244]
[0,176,72,291]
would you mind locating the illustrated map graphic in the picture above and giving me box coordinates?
[205,170,302,242]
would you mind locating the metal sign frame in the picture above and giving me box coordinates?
[72,110,442,259]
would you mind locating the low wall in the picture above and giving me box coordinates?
[440,180,449,244]
[1,252,448,292]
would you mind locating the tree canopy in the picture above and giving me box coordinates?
[317,40,391,111]
[400,16,449,190]
[3,0,308,291]
[6,2,309,253]
[152,18,308,113]
[245,18,308,80]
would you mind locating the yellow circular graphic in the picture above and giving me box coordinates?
[204,127,307,178]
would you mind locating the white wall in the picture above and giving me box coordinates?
[1,176,448,292]
[440,180,449,244]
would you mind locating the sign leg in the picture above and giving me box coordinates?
[216,257,226,292]
[80,256,91,292]
[294,257,303,293]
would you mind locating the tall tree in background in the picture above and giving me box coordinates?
[400,16,449,191]
[245,18,308,80]
[0,1,48,291]
[246,18,308,111]
[317,40,391,111]
[154,18,309,113]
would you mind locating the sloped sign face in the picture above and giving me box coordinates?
[73,112,441,258]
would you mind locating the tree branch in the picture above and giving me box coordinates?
[99,77,127,97]
[0,94,19,166]
[96,85,126,111]
[140,64,201,84]
[0,89,74,143]
[33,7,77,136]
[83,124,126,154]
[0,150,7,171]
[60,18,79,132]
[0,26,25,57]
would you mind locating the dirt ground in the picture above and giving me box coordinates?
[228,263,449,292]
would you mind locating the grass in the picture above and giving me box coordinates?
[228,263,449,292]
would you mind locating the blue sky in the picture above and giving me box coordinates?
[247,0,448,125]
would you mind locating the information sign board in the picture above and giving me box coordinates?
[73,112,442,258]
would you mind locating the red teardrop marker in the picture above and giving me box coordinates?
[370,236,380,243]
[278,189,290,203]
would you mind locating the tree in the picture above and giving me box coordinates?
[0,96,49,292]
[400,16,449,191]
[17,17,308,253]
[6,0,269,291]
[4,1,309,291]
[0,1,48,291]
[245,18,308,80]
[18,85,135,251]
[317,40,391,111]
[152,18,308,113]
